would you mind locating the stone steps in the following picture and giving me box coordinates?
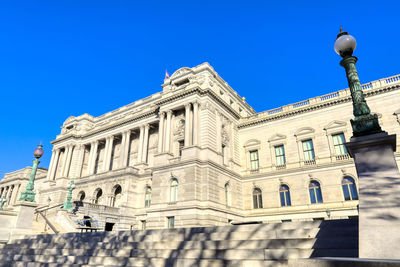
[0,219,358,267]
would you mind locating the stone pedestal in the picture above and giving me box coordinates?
[345,132,400,259]
[10,201,39,240]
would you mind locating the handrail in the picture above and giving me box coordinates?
[36,210,59,234]
[35,203,63,214]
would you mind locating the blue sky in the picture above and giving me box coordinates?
[0,0,399,178]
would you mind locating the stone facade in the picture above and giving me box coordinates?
[1,63,400,231]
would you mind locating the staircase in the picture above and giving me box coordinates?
[0,219,358,267]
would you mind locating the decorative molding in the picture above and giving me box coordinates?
[268,133,287,142]
[294,127,315,137]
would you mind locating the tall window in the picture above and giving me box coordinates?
[141,220,146,230]
[275,145,286,166]
[170,179,178,202]
[252,188,263,209]
[309,181,323,204]
[302,139,315,161]
[94,188,103,204]
[222,144,226,162]
[178,140,184,156]
[111,185,122,207]
[279,185,291,207]
[342,177,358,201]
[250,150,259,172]
[145,186,151,207]
[167,216,175,228]
[225,183,231,207]
[333,133,347,155]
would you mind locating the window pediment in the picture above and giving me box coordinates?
[268,133,286,142]
[294,127,315,137]
[244,139,261,147]
[323,120,347,130]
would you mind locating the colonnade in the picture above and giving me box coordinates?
[0,184,21,206]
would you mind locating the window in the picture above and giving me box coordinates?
[111,185,122,207]
[145,187,151,207]
[275,145,286,166]
[94,188,102,204]
[222,144,226,161]
[178,140,184,156]
[141,220,146,230]
[279,185,291,207]
[77,191,86,202]
[252,188,263,209]
[342,177,358,201]
[309,181,323,204]
[225,183,231,207]
[302,139,315,161]
[170,179,178,202]
[167,216,175,228]
[250,150,259,172]
[333,133,347,155]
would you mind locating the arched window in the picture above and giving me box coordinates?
[279,184,291,207]
[111,185,122,207]
[309,181,323,204]
[145,186,151,207]
[77,191,86,202]
[93,188,103,204]
[252,188,263,209]
[342,177,358,201]
[225,183,232,207]
[170,179,178,202]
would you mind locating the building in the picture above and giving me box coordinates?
[1,63,400,231]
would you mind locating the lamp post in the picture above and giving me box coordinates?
[63,179,75,211]
[19,143,44,202]
[334,27,383,137]
[0,194,6,210]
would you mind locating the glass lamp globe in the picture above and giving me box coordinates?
[334,31,357,57]
[33,144,44,159]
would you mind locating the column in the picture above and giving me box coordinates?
[75,145,85,178]
[103,137,114,172]
[158,112,165,153]
[5,187,11,206]
[46,149,56,180]
[11,184,21,205]
[164,110,172,153]
[189,105,193,146]
[88,141,98,175]
[137,126,145,163]
[216,111,222,153]
[142,124,150,163]
[193,102,199,146]
[184,104,191,147]
[102,138,110,172]
[119,132,127,167]
[63,145,74,177]
[122,130,131,167]
[49,149,61,180]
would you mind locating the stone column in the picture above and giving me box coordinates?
[104,136,114,172]
[88,141,98,175]
[12,184,21,204]
[63,145,74,178]
[158,112,165,153]
[46,149,56,180]
[49,149,60,181]
[164,110,172,153]
[193,102,199,146]
[184,104,191,147]
[119,131,127,167]
[122,130,131,167]
[346,132,400,259]
[216,111,222,153]
[137,126,145,163]
[142,124,150,163]
[5,187,12,206]
[75,145,85,178]
[102,138,110,172]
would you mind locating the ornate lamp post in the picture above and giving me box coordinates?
[334,27,383,137]
[0,194,6,210]
[63,179,75,210]
[19,143,44,202]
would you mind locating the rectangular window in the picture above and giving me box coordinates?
[141,220,146,230]
[274,145,286,166]
[302,139,315,161]
[178,140,184,156]
[167,216,175,229]
[249,150,259,172]
[332,133,347,155]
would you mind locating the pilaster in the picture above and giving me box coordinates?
[137,125,144,163]
[164,110,172,153]
[184,104,191,147]
[158,112,165,153]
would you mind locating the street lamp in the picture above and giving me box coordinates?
[0,194,6,210]
[63,179,75,211]
[19,143,44,202]
[335,26,382,137]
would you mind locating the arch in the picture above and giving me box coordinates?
[279,184,291,207]
[93,188,103,204]
[309,180,323,204]
[225,182,232,207]
[145,186,152,207]
[77,191,86,202]
[110,185,122,207]
[342,177,358,201]
[252,187,263,209]
[170,178,178,202]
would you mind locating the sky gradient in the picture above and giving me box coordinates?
[1,0,399,178]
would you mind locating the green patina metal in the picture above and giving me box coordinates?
[340,56,382,136]
[63,179,75,210]
[0,195,6,210]
[19,158,40,202]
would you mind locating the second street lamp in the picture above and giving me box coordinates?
[334,27,383,137]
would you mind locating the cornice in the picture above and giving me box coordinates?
[239,83,400,129]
